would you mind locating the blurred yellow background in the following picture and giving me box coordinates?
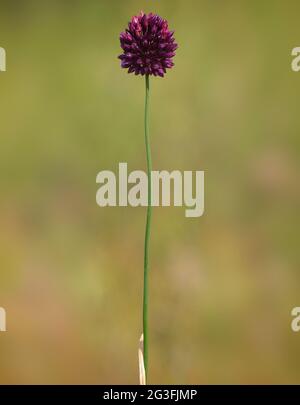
[0,0,299,384]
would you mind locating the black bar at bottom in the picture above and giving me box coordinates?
[0,385,298,401]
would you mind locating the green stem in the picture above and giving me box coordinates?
[143,74,151,382]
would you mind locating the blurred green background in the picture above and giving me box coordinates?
[0,0,299,384]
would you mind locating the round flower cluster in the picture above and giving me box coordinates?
[118,12,178,77]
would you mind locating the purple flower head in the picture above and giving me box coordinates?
[118,11,178,77]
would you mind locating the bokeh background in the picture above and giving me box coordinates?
[0,0,299,384]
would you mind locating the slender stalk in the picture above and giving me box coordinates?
[143,74,151,382]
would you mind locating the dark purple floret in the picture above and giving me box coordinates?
[118,11,178,77]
